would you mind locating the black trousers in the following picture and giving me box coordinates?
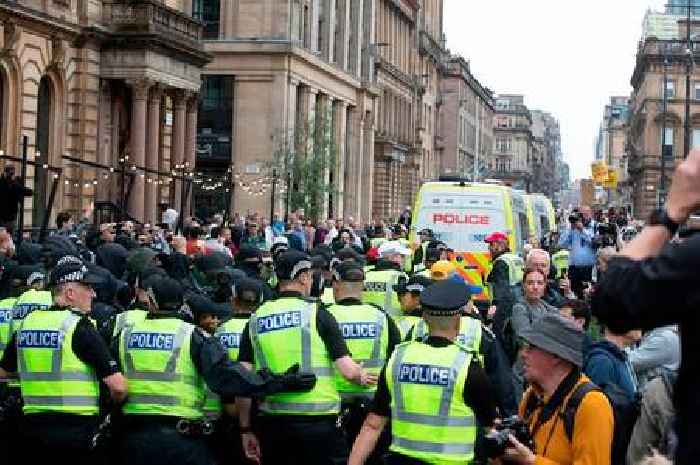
[257,415,348,465]
[340,398,390,465]
[118,422,215,465]
[11,414,101,465]
[568,265,593,299]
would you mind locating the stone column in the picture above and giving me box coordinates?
[310,0,320,53]
[184,93,198,216]
[288,79,299,150]
[361,110,374,223]
[335,0,350,70]
[348,107,364,220]
[318,94,333,219]
[333,100,348,219]
[170,89,188,215]
[126,79,151,221]
[144,86,162,224]
[322,0,336,62]
[306,88,318,158]
[349,0,363,76]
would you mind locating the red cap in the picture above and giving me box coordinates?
[484,232,509,243]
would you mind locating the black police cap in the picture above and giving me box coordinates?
[419,279,471,316]
[394,275,433,294]
[332,260,365,282]
[275,250,312,280]
[233,277,264,304]
[148,277,184,311]
[48,256,104,287]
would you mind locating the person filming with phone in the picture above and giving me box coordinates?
[558,208,597,298]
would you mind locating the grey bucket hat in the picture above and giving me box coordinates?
[520,312,584,367]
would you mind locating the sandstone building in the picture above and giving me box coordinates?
[0,0,210,227]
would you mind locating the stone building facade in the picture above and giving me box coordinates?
[595,96,630,208]
[438,55,494,180]
[491,94,533,190]
[200,0,378,222]
[0,0,209,228]
[628,34,700,218]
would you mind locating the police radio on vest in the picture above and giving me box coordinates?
[432,213,490,225]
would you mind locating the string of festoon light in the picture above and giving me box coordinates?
[0,148,292,199]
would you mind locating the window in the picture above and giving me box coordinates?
[664,79,675,98]
[495,138,512,153]
[192,0,220,39]
[696,82,700,100]
[198,75,233,160]
[662,126,674,159]
[662,126,674,146]
[693,128,700,149]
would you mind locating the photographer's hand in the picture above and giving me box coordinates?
[502,434,536,465]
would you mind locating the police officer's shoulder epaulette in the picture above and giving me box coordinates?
[453,340,478,354]
[300,295,319,303]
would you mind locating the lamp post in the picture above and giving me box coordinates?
[269,168,277,224]
[661,51,671,208]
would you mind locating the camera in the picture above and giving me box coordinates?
[483,415,534,459]
[568,212,582,224]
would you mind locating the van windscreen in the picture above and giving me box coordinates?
[414,192,507,252]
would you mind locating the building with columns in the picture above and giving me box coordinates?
[0,0,210,228]
[491,94,533,190]
[439,55,494,180]
[199,0,378,223]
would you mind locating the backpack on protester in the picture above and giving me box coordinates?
[562,381,641,465]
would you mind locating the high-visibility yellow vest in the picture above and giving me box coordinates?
[412,317,484,364]
[112,308,148,339]
[494,253,524,286]
[362,269,406,317]
[394,315,422,341]
[249,297,339,415]
[202,316,249,416]
[119,317,206,419]
[17,309,100,415]
[0,297,17,360]
[552,250,570,279]
[387,341,477,464]
[320,287,335,305]
[327,303,389,395]
[11,289,53,335]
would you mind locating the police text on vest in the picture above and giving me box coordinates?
[257,311,302,334]
[398,363,451,386]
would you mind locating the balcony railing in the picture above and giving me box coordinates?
[103,0,203,43]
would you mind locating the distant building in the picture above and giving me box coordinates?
[666,0,700,16]
[594,97,630,208]
[491,95,533,190]
[642,10,680,41]
[439,56,494,180]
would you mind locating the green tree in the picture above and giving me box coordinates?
[268,112,340,222]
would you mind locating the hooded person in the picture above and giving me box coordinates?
[95,242,129,279]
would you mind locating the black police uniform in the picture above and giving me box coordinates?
[371,280,498,465]
[237,290,352,465]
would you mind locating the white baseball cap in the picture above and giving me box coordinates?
[378,240,411,257]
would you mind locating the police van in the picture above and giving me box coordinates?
[410,179,529,304]
[526,193,557,241]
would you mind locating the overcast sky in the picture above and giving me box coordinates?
[443,0,667,181]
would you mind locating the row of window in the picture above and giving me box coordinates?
[663,78,700,100]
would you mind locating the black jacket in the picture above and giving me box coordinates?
[0,176,32,222]
[592,234,700,465]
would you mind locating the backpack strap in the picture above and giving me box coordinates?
[561,381,599,441]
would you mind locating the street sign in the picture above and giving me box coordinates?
[591,161,608,184]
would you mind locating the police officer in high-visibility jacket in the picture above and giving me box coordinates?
[236,250,377,465]
[205,277,262,465]
[0,256,128,464]
[551,248,570,280]
[485,231,523,338]
[327,260,402,462]
[348,279,498,465]
[116,275,316,465]
[362,241,409,317]
[393,275,433,339]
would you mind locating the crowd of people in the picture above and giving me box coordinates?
[0,151,700,465]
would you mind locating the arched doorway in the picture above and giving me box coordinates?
[33,76,51,226]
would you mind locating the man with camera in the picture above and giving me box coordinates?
[558,209,597,298]
[492,313,613,465]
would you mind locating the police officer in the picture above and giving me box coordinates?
[107,267,166,341]
[408,298,518,419]
[393,275,433,339]
[411,228,434,273]
[485,231,523,337]
[116,275,315,465]
[413,247,441,278]
[348,279,498,465]
[327,261,402,460]
[551,248,570,280]
[0,256,128,465]
[236,250,376,465]
[362,241,410,317]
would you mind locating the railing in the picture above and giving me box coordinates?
[419,31,445,64]
[103,0,203,42]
